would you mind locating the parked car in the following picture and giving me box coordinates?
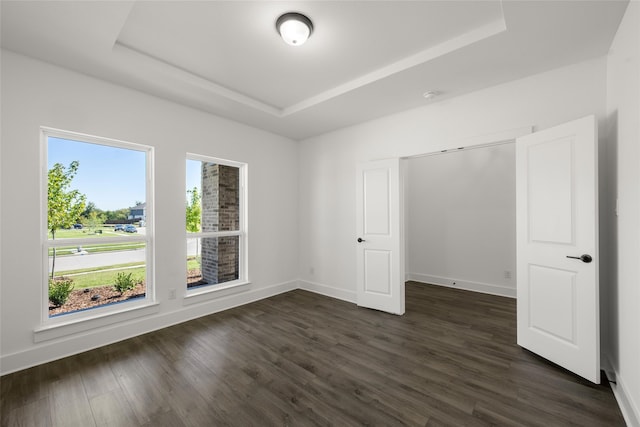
[114,224,125,232]
[73,224,83,229]
[124,225,137,233]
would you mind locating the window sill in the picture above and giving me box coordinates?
[34,301,160,343]
[183,280,251,306]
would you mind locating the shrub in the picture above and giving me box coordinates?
[113,272,137,294]
[49,278,75,306]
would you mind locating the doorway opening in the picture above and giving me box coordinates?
[405,141,517,299]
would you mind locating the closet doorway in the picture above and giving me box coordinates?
[405,142,517,298]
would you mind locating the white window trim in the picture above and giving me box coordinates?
[40,127,155,330]
[33,302,160,342]
[185,153,248,297]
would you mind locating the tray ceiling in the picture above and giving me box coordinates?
[1,1,628,140]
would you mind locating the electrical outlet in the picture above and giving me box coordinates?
[504,270,512,279]
[169,289,176,300]
[309,267,315,275]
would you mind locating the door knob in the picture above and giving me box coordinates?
[566,254,592,263]
[357,238,365,243]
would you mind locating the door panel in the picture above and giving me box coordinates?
[364,168,391,235]
[516,115,599,383]
[528,265,576,343]
[364,250,392,294]
[528,137,575,244]
[356,159,404,315]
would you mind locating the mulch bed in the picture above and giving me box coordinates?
[49,269,208,316]
[49,282,146,316]
[187,269,208,288]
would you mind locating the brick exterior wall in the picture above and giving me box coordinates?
[201,163,239,284]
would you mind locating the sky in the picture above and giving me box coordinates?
[48,137,209,210]
[186,159,201,195]
[48,137,146,211]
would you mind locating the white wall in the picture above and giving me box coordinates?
[0,51,299,374]
[299,57,607,304]
[406,144,516,297]
[605,2,640,425]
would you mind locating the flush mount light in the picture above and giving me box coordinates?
[276,12,313,46]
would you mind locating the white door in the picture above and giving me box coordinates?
[356,158,405,315]
[516,115,599,383]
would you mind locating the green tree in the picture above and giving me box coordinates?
[105,208,129,223]
[83,210,106,232]
[186,187,202,261]
[81,201,97,218]
[48,161,86,278]
[186,187,201,233]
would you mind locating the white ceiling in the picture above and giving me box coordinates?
[1,1,628,140]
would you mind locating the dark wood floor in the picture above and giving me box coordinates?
[1,282,625,426]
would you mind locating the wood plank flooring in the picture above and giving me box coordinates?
[1,282,625,426]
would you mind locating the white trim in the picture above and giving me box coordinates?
[186,152,246,169]
[183,280,251,305]
[145,142,156,304]
[34,302,160,343]
[611,378,640,427]
[406,273,516,298]
[41,126,154,153]
[401,126,533,160]
[113,42,283,117]
[41,130,49,326]
[187,230,242,239]
[298,280,357,303]
[602,355,640,427]
[2,280,298,376]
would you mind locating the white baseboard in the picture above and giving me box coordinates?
[602,355,640,427]
[0,280,298,376]
[0,275,519,375]
[298,279,357,303]
[406,272,516,298]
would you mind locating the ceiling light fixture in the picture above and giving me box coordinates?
[276,12,313,46]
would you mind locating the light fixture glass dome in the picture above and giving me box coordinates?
[276,12,313,46]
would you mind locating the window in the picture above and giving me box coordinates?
[186,155,247,293]
[43,128,153,322]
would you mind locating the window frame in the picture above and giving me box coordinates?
[40,127,155,327]
[185,153,248,297]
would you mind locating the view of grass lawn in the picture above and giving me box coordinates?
[56,257,201,290]
[48,225,144,256]
[187,256,200,270]
[49,226,120,239]
[56,262,146,289]
[58,261,144,276]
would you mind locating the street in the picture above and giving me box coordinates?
[49,237,200,271]
[50,248,146,271]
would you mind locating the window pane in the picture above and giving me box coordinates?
[45,132,151,321]
[186,237,203,287]
[186,160,240,233]
[48,137,147,240]
[187,236,239,288]
[48,245,147,317]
